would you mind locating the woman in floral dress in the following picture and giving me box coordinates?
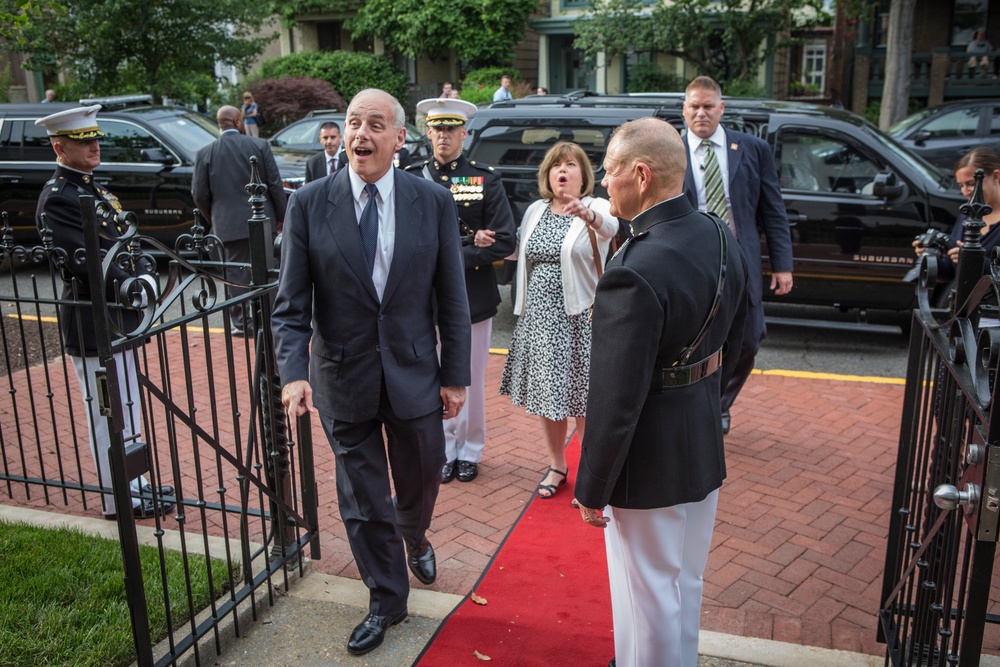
[500,141,618,499]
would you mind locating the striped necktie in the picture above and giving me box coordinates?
[701,139,729,225]
[328,158,336,175]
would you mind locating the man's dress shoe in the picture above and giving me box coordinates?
[407,541,437,585]
[103,498,175,521]
[346,609,408,655]
[441,461,456,483]
[721,410,731,435]
[140,483,174,497]
[456,460,478,482]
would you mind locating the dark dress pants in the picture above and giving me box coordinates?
[319,377,446,615]
[721,297,765,412]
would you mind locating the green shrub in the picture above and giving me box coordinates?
[723,78,765,98]
[461,67,521,102]
[256,51,409,107]
[626,62,686,93]
[0,64,11,103]
[459,83,494,106]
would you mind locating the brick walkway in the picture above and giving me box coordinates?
[4,331,1000,659]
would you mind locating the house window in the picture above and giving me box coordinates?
[316,21,341,52]
[951,0,989,47]
[801,42,826,95]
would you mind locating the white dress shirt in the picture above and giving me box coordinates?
[348,167,396,301]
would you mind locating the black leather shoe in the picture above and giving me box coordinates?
[441,461,456,483]
[456,460,478,482]
[406,541,436,585]
[140,483,174,497]
[721,410,731,435]
[346,609,407,655]
[103,499,175,521]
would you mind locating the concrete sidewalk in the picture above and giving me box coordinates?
[3,350,938,666]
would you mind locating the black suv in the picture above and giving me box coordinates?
[464,94,965,312]
[0,97,220,248]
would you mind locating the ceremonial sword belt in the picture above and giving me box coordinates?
[657,348,723,389]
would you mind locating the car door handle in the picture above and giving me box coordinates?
[785,210,807,224]
[0,174,21,184]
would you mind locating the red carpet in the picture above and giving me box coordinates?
[415,435,615,666]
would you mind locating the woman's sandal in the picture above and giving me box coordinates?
[537,467,567,499]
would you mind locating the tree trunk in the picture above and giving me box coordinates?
[878,0,916,129]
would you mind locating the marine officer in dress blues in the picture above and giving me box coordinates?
[408,97,516,484]
[34,104,173,521]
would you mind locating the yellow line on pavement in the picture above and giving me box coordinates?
[753,368,906,385]
[6,313,58,323]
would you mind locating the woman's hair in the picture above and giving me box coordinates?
[537,141,595,200]
[243,91,254,101]
[955,147,1000,175]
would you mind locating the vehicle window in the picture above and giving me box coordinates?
[146,113,218,159]
[98,120,165,163]
[4,121,55,163]
[272,120,324,147]
[988,106,1000,136]
[777,130,881,194]
[471,125,607,168]
[919,107,980,139]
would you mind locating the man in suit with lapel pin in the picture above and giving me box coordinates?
[681,76,793,435]
[271,88,471,656]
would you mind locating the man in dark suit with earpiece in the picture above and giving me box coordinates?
[681,76,793,436]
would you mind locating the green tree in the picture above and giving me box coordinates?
[256,51,409,106]
[574,0,829,86]
[348,0,538,69]
[14,0,276,104]
[0,1,63,45]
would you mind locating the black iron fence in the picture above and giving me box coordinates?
[881,169,1000,665]
[0,159,318,666]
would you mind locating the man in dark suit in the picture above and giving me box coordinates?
[34,104,174,520]
[304,120,343,183]
[575,117,748,667]
[681,76,793,435]
[192,105,286,336]
[408,97,515,484]
[271,89,471,656]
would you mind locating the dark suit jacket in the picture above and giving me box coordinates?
[305,150,341,184]
[575,196,749,510]
[682,129,792,316]
[192,130,287,242]
[271,168,471,423]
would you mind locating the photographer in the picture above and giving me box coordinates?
[913,147,1000,282]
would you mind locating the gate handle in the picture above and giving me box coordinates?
[933,483,980,515]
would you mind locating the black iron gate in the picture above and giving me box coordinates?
[0,161,318,666]
[880,169,1000,665]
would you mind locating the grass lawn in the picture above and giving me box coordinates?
[0,519,234,667]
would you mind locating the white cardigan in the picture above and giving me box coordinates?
[512,196,617,316]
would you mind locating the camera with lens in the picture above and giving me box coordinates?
[914,228,953,255]
[903,228,954,283]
